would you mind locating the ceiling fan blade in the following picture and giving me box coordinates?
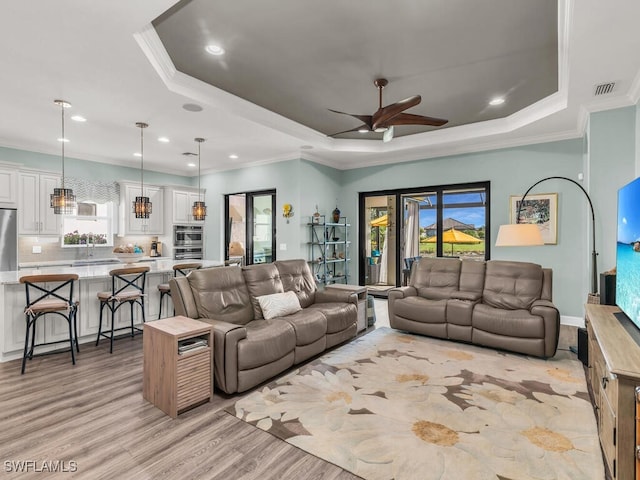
[328,124,370,137]
[328,109,373,127]
[386,112,448,127]
[372,95,421,130]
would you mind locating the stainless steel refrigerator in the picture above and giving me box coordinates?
[0,208,17,271]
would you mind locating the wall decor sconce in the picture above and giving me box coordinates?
[282,203,294,223]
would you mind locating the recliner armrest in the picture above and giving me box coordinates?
[530,299,556,310]
[198,317,247,394]
[530,299,560,358]
[315,289,357,305]
[450,290,481,302]
[170,277,198,318]
[388,286,417,301]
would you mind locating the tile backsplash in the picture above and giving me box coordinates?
[19,235,158,264]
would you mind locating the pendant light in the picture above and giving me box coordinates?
[192,137,207,221]
[133,122,152,218]
[50,99,76,214]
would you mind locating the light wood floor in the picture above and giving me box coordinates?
[0,302,580,480]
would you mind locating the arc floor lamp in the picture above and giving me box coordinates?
[495,176,598,295]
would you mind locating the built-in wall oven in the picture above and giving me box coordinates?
[173,225,203,260]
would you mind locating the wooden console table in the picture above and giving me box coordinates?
[143,316,213,418]
[585,304,640,479]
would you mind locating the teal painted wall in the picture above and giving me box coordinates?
[198,159,342,261]
[341,139,587,317]
[0,146,192,186]
[588,107,637,272]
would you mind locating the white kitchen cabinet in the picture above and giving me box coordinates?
[120,182,164,235]
[0,167,18,207]
[145,272,170,321]
[170,188,205,225]
[78,277,111,337]
[18,172,61,235]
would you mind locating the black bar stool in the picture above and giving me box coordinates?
[19,273,79,374]
[96,266,149,353]
[157,262,202,319]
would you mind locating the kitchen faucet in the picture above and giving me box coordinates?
[86,236,95,259]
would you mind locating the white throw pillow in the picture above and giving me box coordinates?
[256,291,302,320]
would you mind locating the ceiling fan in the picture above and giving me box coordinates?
[329,78,448,142]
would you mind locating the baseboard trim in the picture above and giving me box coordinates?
[561,315,584,328]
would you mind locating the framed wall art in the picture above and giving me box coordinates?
[509,192,558,244]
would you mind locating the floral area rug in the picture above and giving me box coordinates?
[226,327,604,480]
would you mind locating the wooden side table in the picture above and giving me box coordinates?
[143,316,213,418]
[325,283,368,332]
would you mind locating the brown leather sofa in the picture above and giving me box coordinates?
[170,259,358,394]
[388,258,560,358]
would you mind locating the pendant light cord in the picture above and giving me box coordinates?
[198,141,201,201]
[140,124,144,196]
[61,102,65,189]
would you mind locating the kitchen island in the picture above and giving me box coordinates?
[0,259,223,362]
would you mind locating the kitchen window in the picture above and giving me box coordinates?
[62,201,115,247]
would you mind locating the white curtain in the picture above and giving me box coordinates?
[379,227,388,284]
[404,199,420,258]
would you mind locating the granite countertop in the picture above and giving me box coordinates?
[2,259,224,285]
[17,256,172,268]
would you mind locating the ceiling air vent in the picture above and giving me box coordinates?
[594,82,616,96]
[181,152,197,156]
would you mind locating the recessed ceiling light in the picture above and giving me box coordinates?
[489,97,505,106]
[229,154,238,159]
[158,137,170,143]
[187,162,196,167]
[374,127,388,133]
[71,115,86,122]
[57,138,69,143]
[205,44,225,56]
[358,128,369,134]
[134,152,142,157]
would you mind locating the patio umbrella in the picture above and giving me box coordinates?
[424,227,482,255]
[369,214,388,227]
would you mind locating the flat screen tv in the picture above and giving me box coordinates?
[616,176,640,332]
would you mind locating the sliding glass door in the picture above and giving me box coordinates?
[360,182,489,288]
[224,190,276,265]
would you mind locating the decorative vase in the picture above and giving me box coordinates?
[332,206,341,223]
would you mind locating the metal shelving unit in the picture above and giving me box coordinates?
[308,216,350,285]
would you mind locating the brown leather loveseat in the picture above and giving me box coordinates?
[388,257,560,358]
[170,259,357,393]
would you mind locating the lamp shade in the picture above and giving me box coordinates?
[495,223,544,246]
